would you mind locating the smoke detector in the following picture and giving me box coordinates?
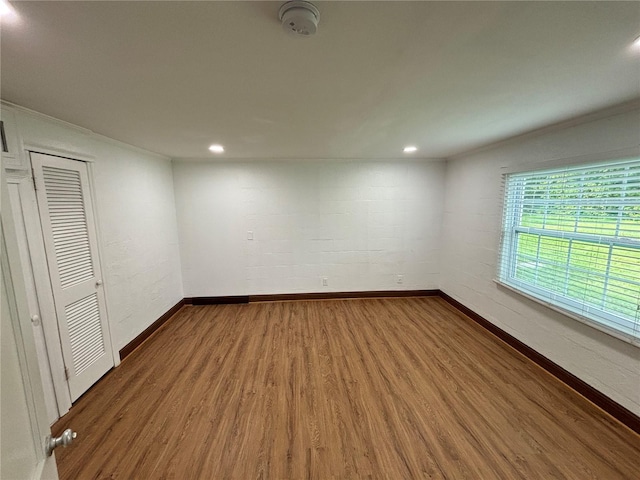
[278,1,320,37]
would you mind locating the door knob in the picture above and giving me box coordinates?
[31,314,41,326]
[96,280,103,286]
[45,428,77,456]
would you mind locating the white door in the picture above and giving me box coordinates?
[2,169,59,479]
[31,152,113,401]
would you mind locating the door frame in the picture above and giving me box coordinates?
[11,145,119,419]
[6,170,64,422]
[31,152,115,400]
[2,166,59,479]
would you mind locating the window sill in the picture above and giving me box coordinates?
[493,279,639,348]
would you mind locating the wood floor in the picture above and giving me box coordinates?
[53,297,640,479]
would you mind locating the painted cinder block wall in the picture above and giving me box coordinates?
[172,160,446,297]
[440,108,640,415]
[7,102,638,417]
[11,107,184,351]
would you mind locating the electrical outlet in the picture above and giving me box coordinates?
[397,275,404,285]
[322,277,328,286]
[247,231,254,240]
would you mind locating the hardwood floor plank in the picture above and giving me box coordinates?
[53,297,640,479]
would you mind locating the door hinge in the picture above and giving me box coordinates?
[64,366,70,381]
[31,170,37,191]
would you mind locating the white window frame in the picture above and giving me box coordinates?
[497,156,640,347]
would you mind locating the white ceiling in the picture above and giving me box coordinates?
[2,1,639,160]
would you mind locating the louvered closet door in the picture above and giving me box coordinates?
[31,152,113,402]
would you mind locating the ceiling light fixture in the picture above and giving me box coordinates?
[0,0,12,16]
[208,144,225,153]
[403,146,418,153]
[633,35,640,49]
[0,0,18,22]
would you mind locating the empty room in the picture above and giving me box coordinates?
[1,1,639,479]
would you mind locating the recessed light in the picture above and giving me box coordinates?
[633,35,640,49]
[0,0,12,16]
[403,146,418,153]
[208,144,224,153]
[0,0,18,22]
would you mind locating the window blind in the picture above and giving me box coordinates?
[498,158,640,344]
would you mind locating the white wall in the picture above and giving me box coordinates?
[9,106,184,350]
[441,108,640,415]
[7,102,637,418]
[173,160,445,297]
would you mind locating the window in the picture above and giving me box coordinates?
[498,159,640,344]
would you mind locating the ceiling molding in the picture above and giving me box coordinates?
[449,98,640,161]
[2,99,169,161]
[90,133,169,161]
[1,99,94,136]
[171,157,447,163]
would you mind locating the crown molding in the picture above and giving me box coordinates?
[171,157,446,163]
[449,98,640,161]
[1,99,94,135]
[90,132,169,161]
[1,99,169,161]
